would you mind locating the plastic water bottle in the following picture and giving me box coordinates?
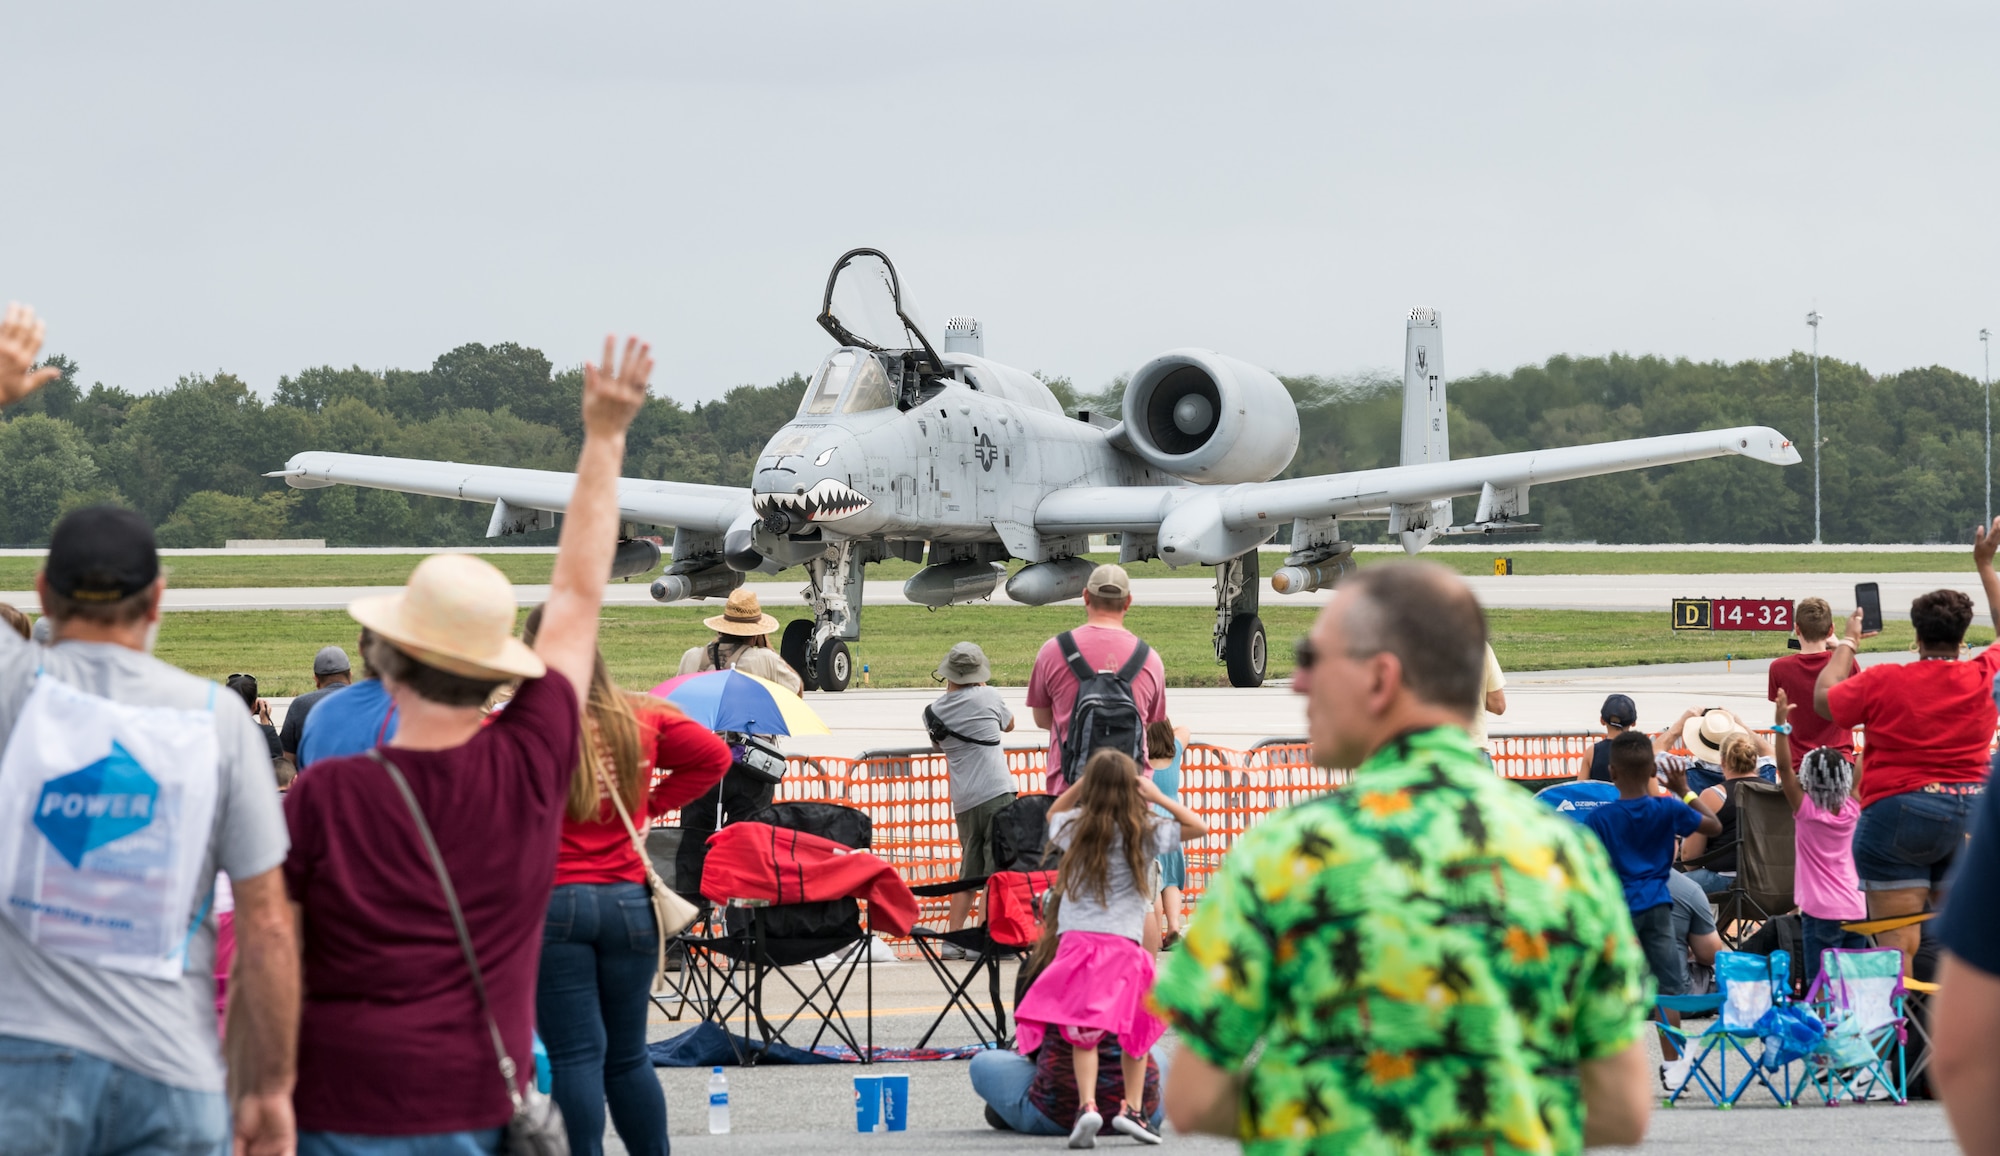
[707,1066,730,1134]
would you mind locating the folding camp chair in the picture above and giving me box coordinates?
[1688,780,1795,948]
[1659,949,1801,1107]
[1798,947,1910,1105]
[676,801,876,1064]
[909,793,1059,1049]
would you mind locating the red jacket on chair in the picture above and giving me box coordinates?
[700,822,919,937]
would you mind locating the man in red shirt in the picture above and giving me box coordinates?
[1025,564,1167,794]
[1817,522,2000,971]
[1768,596,1860,770]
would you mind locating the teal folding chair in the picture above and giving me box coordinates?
[1798,947,1908,1105]
[1660,949,1801,1107]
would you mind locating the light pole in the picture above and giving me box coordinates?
[1808,310,1822,545]
[1985,327,1993,526]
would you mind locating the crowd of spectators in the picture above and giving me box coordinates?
[13,291,2000,1154]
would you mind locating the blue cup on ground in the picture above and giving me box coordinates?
[854,1075,883,1132]
[881,1073,909,1132]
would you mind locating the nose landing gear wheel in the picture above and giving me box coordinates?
[814,639,852,692]
[780,619,818,692]
[1225,614,1267,688]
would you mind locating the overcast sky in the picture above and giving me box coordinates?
[5,2,1998,406]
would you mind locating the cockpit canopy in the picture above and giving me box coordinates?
[798,348,897,418]
[817,249,939,358]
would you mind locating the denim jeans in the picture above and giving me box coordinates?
[537,881,668,1156]
[0,1035,228,1156]
[298,1132,501,1156]
[969,1046,1171,1135]
[1680,866,1735,897]
[1800,915,1868,992]
[1854,788,1982,891]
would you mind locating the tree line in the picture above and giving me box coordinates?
[1,343,1985,546]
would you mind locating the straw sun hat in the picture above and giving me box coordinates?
[704,588,781,637]
[347,554,545,681]
[1681,709,1748,764]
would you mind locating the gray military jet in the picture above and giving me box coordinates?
[272,248,1800,690]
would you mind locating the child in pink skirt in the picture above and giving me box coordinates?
[1016,749,1206,1147]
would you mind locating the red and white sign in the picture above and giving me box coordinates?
[1711,598,1792,631]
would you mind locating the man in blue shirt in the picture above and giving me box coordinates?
[296,630,397,768]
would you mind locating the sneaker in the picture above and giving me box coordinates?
[984,1104,1010,1131]
[1069,1103,1103,1149]
[938,941,969,961]
[1160,930,1182,951]
[1111,1105,1163,1145]
[1659,1056,1693,1093]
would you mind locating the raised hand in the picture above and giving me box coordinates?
[1773,688,1792,728]
[1976,516,2000,570]
[581,334,653,439]
[1663,760,1690,799]
[1845,606,1866,644]
[0,303,61,407]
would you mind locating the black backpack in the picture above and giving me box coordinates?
[1055,631,1151,782]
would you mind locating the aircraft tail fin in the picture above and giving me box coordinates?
[1400,308,1447,467]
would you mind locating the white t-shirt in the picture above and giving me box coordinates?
[0,634,288,1091]
[1048,809,1179,942]
[1467,644,1507,751]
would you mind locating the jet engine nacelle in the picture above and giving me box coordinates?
[1120,349,1300,484]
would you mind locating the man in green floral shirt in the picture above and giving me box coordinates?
[1153,563,1652,1153]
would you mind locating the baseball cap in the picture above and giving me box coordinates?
[45,506,158,603]
[1600,693,1638,728]
[313,645,352,676]
[933,641,992,684]
[1086,563,1132,599]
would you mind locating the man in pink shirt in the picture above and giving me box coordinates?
[1026,564,1167,793]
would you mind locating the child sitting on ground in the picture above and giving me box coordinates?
[1581,729,1721,1088]
[1015,750,1206,1147]
[1772,689,1867,990]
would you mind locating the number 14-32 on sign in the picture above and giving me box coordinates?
[1674,598,1793,631]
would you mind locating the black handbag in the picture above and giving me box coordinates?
[369,750,569,1155]
[727,733,789,785]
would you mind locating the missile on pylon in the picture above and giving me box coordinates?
[1004,557,1096,606]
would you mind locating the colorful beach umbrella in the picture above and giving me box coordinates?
[646,668,830,737]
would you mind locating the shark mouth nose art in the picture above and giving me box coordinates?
[753,478,872,524]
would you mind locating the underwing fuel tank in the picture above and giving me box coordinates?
[1003,557,1095,606]
[609,538,663,581]
[903,559,1007,607]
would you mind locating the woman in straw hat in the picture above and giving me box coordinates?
[521,605,732,1156]
[675,586,803,694]
[282,336,653,1154]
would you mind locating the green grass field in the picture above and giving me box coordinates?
[150,603,1969,698]
[0,546,1970,592]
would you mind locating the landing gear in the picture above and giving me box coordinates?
[814,639,852,692]
[1213,550,1265,688]
[780,619,817,692]
[798,541,862,693]
[1224,615,1267,687]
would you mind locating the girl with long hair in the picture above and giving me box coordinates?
[1015,749,1206,1147]
[522,606,734,1156]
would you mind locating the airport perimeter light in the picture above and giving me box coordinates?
[1808,310,1822,545]
[1985,327,1993,526]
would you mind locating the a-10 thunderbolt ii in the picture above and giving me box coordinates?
[272,248,1800,691]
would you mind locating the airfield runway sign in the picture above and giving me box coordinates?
[1672,598,1792,632]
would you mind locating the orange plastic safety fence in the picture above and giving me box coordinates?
[647,733,1698,956]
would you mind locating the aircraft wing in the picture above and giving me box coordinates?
[1033,425,1799,564]
[268,451,751,537]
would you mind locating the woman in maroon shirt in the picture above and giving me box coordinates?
[524,607,731,1156]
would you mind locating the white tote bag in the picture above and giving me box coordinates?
[0,675,219,979]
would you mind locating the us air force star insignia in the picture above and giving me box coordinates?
[975,432,998,471]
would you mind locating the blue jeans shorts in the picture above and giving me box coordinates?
[1854,786,1982,891]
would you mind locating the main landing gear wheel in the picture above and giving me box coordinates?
[780,619,818,692]
[1225,614,1267,688]
[815,639,853,692]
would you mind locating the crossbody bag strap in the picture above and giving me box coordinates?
[587,720,657,873]
[923,703,1001,747]
[366,749,522,1107]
